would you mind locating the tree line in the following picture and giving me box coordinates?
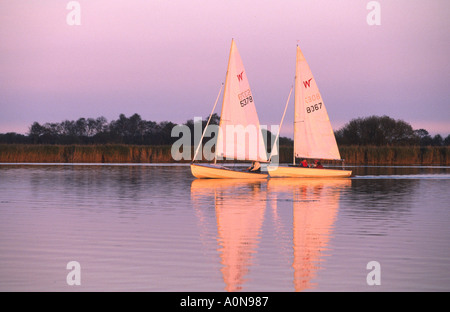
[0,114,448,147]
[334,115,449,146]
[0,114,178,145]
[0,113,291,147]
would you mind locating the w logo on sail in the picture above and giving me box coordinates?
[237,71,244,82]
[303,78,313,88]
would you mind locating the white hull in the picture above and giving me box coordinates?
[191,163,268,179]
[267,165,352,178]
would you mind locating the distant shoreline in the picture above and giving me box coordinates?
[0,144,448,165]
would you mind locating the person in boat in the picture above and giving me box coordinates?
[312,159,324,168]
[299,159,309,168]
[247,161,261,173]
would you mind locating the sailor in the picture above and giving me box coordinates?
[247,161,261,173]
[299,159,308,168]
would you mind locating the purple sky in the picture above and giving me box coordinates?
[1,0,449,137]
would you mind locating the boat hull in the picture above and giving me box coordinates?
[267,165,352,178]
[191,163,268,179]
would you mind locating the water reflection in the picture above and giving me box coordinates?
[191,178,351,292]
[1,165,448,291]
[267,179,351,291]
[343,178,418,230]
[350,165,450,179]
[191,179,266,292]
[26,165,192,215]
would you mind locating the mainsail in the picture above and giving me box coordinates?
[215,39,268,162]
[294,46,341,160]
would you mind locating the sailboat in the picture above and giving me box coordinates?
[191,39,268,179]
[268,45,352,178]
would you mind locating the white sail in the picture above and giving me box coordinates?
[294,46,341,160]
[215,39,268,162]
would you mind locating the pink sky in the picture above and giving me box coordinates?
[1,0,449,136]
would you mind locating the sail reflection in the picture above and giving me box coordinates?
[191,179,266,292]
[191,178,350,291]
[267,178,351,291]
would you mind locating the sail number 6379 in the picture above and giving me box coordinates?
[306,102,323,114]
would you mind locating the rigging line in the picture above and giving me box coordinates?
[192,83,224,162]
[268,85,293,161]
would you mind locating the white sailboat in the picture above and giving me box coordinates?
[191,39,268,179]
[268,45,352,178]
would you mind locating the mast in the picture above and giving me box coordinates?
[293,45,300,165]
[215,39,234,164]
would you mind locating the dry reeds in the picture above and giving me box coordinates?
[0,144,176,163]
[0,144,448,165]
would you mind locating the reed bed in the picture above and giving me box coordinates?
[0,144,175,163]
[0,144,448,165]
[338,146,448,165]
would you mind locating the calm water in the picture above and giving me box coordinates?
[0,164,449,292]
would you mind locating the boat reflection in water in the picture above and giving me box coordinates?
[190,178,350,291]
[268,178,351,291]
[191,179,266,292]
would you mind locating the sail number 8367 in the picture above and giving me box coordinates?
[306,102,323,114]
